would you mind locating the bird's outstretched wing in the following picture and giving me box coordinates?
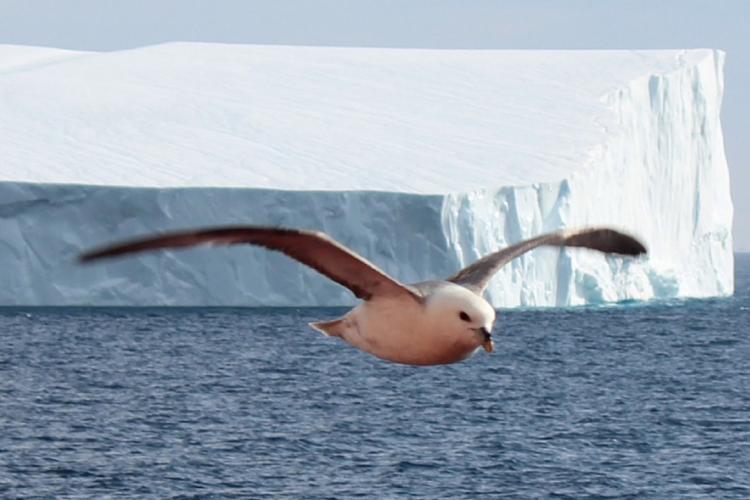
[448,227,647,294]
[79,226,421,301]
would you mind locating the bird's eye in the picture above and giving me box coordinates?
[459,311,471,322]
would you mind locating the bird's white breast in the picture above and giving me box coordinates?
[339,296,479,365]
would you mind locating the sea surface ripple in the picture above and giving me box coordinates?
[2,255,749,498]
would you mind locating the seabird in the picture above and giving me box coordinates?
[80,226,646,365]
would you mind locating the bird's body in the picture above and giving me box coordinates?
[313,281,496,365]
[80,225,646,366]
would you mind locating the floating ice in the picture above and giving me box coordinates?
[0,44,733,306]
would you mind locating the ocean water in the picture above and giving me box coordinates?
[2,255,749,499]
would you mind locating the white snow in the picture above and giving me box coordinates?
[0,43,733,306]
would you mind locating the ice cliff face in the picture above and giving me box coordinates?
[443,51,733,307]
[0,44,733,306]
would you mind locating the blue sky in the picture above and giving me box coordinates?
[1,0,747,249]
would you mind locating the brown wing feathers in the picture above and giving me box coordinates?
[80,225,646,300]
[448,227,646,294]
[79,227,418,301]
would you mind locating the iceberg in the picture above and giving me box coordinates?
[0,43,733,306]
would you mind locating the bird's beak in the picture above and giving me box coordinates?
[479,327,494,353]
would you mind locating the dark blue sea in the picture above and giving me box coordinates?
[2,255,749,498]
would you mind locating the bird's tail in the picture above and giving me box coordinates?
[309,318,347,337]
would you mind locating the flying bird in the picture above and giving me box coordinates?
[80,226,646,365]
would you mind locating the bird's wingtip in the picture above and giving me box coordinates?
[627,236,648,256]
[77,247,113,264]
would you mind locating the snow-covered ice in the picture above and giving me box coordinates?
[0,43,733,306]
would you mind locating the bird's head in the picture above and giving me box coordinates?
[426,283,496,353]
